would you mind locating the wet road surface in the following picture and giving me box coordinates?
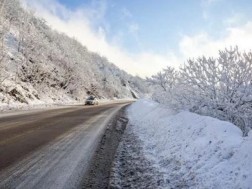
[0,102,130,189]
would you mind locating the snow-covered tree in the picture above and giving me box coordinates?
[147,66,179,104]
[147,67,178,92]
[150,47,252,136]
[180,47,252,135]
[0,0,147,106]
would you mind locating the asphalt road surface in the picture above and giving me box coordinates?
[0,102,130,189]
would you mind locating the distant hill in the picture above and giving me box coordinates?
[0,0,148,110]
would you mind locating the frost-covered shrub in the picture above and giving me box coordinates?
[146,67,179,105]
[149,47,252,136]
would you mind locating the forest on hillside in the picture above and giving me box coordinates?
[0,0,148,109]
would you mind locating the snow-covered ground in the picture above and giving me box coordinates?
[126,99,252,189]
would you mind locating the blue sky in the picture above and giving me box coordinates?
[56,0,252,54]
[24,0,252,76]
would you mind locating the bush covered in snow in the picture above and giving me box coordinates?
[0,0,148,110]
[148,47,252,135]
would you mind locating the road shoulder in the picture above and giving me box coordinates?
[81,105,129,189]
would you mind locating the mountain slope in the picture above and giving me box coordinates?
[0,0,147,110]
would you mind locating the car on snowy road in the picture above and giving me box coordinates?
[85,96,99,105]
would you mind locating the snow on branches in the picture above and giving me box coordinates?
[149,47,252,136]
[0,0,147,108]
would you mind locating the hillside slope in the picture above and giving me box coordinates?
[0,0,147,110]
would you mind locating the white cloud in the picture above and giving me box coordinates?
[21,0,179,77]
[21,0,252,77]
[179,21,252,59]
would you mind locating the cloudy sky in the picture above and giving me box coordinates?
[23,0,252,77]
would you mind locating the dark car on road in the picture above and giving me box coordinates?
[85,96,99,105]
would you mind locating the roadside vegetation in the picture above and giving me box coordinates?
[147,47,252,136]
[0,0,147,110]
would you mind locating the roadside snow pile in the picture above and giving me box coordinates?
[127,99,252,189]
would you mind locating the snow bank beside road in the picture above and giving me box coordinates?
[128,100,252,188]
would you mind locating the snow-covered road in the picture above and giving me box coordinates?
[0,102,130,189]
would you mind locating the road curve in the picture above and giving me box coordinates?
[0,102,130,189]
